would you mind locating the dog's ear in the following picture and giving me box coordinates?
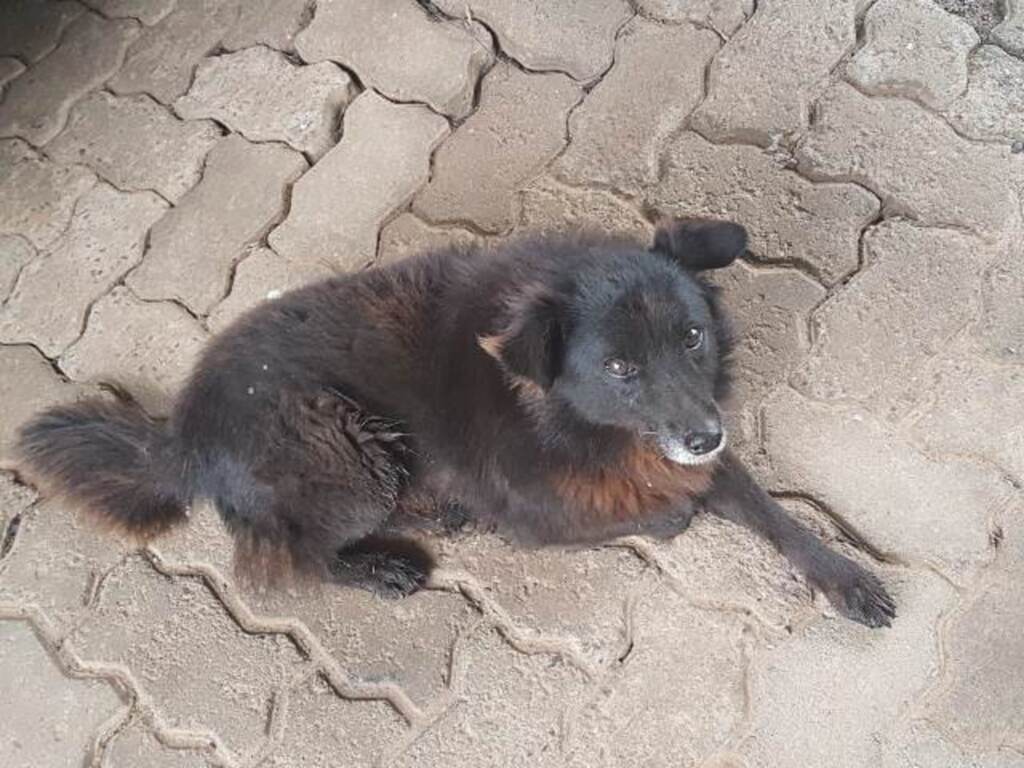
[652,218,747,271]
[479,286,565,390]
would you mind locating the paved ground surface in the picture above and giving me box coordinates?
[1,1,1022,766]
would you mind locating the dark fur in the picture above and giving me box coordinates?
[16,219,894,625]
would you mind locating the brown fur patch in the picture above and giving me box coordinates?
[553,441,714,529]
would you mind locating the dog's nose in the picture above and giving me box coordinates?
[683,430,722,455]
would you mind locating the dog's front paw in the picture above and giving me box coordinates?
[813,556,896,628]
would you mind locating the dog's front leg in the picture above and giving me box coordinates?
[704,452,896,628]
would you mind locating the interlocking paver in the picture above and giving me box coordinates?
[270,91,448,269]
[390,625,589,768]
[796,83,1020,237]
[791,221,1002,415]
[0,621,124,768]
[763,388,1009,580]
[0,346,93,464]
[554,18,718,195]
[296,0,491,118]
[979,258,1024,362]
[0,234,33,303]
[0,139,96,250]
[129,135,306,315]
[222,0,311,51]
[378,213,483,266]
[518,176,653,240]
[0,12,137,146]
[0,472,35,555]
[103,722,212,767]
[47,91,219,203]
[82,0,176,25]
[207,247,335,333]
[943,46,1024,142]
[109,0,241,105]
[564,589,746,766]
[647,132,880,285]
[59,287,208,414]
[261,675,406,767]
[413,64,580,233]
[737,572,953,767]
[0,184,167,356]
[635,0,754,36]
[434,0,632,81]
[0,57,24,88]
[69,557,306,761]
[0,1,83,63]
[0,499,129,640]
[847,0,978,109]
[993,0,1024,57]
[176,46,355,160]
[691,0,863,145]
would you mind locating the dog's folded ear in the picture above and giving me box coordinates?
[652,218,747,271]
[479,285,565,391]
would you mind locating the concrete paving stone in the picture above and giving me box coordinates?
[690,0,863,146]
[109,0,241,105]
[59,287,208,415]
[261,675,407,768]
[0,346,94,465]
[635,0,754,36]
[978,257,1024,362]
[413,64,580,233]
[148,500,477,707]
[296,0,491,119]
[0,234,34,302]
[221,0,311,51]
[176,46,355,160]
[554,19,717,196]
[0,13,137,146]
[207,247,335,334]
[0,57,24,89]
[0,184,167,356]
[647,132,879,285]
[517,176,653,240]
[433,0,632,81]
[82,0,177,25]
[48,91,220,203]
[0,620,124,768]
[943,46,1024,143]
[847,0,978,110]
[0,1,83,63]
[711,262,825,461]
[377,213,483,266]
[795,83,1021,237]
[902,344,1024,481]
[389,624,589,768]
[736,571,953,768]
[440,533,654,667]
[881,719,1024,768]
[68,557,307,761]
[763,387,1011,580]
[270,91,448,269]
[933,0,1005,35]
[791,221,1000,416]
[928,524,1024,753]
[0,499,130,640]
[0,139,96,250]
[103,721,212,767]
[564,589,747,766]
[0,472,36,555]
[129,135,307,315]
[993,0,1024,57]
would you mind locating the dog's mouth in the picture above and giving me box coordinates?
[655,429,727,466]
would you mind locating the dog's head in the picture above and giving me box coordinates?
[482,218,746,465]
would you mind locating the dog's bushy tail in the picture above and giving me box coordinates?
[15,390,188,539]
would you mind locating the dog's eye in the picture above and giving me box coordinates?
[683,327,704,350]
[604,358,637,378]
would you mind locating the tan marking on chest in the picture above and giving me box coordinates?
[553,443,714,525]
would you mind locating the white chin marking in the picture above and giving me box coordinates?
[658,430,727,466]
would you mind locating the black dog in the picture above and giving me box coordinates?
[16,219,895,627]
